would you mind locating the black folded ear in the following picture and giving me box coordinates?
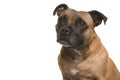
[53,4,68,16]
[88,10,107,27]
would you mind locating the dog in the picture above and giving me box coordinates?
[53,4,120,80]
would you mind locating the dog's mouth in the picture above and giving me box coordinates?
[57,40,72,47]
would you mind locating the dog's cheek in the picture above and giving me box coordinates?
[69,28,82,45]
[69,35,77,45]
[83,29,95,44]
[69,33,81,47]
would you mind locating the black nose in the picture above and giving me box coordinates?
[60,27,70,35]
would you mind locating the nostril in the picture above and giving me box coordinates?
[61,28,70,35]
[65,28,69,34]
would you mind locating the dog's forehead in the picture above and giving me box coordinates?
[60,9,78,19]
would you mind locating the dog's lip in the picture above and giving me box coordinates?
[57,39,72,47]
[57,39,68,44]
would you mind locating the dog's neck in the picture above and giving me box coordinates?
[60,33,108,62]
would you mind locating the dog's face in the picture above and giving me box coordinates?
[55,10,90,48]
[53,4,107,48]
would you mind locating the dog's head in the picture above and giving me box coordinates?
[53,4,107,48]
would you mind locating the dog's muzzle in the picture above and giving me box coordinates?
[57,27,73,47]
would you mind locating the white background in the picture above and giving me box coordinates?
[0,0,120,80]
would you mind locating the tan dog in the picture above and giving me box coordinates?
[53,4,120,80]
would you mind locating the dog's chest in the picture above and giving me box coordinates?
[58,51,99,80]
[59,60,98,80]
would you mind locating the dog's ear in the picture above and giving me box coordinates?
[53,4,68,16]
[88,10,107,27]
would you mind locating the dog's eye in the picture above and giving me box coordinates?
[81,20,85,25]
[75,18,87,29]
[58,15,68,26]
[75,18,86,25]
[59,15,66,22]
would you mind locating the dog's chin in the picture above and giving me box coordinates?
[57,40,72,48]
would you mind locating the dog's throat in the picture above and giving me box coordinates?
[61,47,85,62]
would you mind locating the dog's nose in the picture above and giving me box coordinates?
[61,27,70,35]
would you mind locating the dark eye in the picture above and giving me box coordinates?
[75,18,88,29]
[81,20,85,25]
[74,18,88,30]
[75,18,86,26]
[58,15,68,26]
[59,15,67,23]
